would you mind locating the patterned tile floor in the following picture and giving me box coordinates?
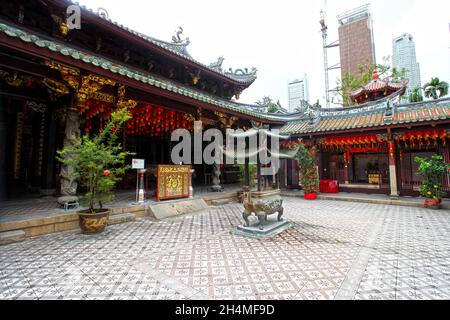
[0,184,241,222]
[1,198,450,300]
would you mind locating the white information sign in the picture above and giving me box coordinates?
[132,159,145,169]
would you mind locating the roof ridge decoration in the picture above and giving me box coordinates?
[209,56,225,72]
[66,1,256,84]
[305,104,321,130]
[171,27,190,45]
[383,95,401,125]
[225,67,258,79]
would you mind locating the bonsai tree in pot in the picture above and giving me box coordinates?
[57,108,133,233]
[296,143,319,200]
[415,155,450,210]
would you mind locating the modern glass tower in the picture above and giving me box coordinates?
[288,75,310,113]
[392,33,422,94]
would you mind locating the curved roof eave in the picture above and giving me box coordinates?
[0,22,281,123]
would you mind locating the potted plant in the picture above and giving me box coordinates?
[415,155,450,210]
[57,108,133,233]
[297,143,319,200]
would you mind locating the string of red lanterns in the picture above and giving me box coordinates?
[126,104,193,138]
[78,100,194,137]
[319,135,385,150]
[395,129,448,147]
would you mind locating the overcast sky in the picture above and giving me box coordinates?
[78,0,450,108]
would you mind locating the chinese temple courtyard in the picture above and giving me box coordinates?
[1,198,450,300]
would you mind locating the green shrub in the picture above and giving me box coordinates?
[296,144,319,194]
[415,155,450,200]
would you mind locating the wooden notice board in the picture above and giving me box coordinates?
[156,165,191,201]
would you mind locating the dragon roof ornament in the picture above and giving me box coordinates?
[224,67,258,82]
[171,27,190,46]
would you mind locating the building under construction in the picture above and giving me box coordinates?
[337,4,376,79]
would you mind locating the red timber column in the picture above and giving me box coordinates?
[343,150,350,184]
[388,139,399,199]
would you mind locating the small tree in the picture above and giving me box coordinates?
[57,108,133,213]
[423,78,449,100]
[415,155,450,201]
[296,144,319,194]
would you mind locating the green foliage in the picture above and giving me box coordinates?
[57,108,134,212]
[390,67,407,82]
[296,144,319,194]
[423,78,449,100]
[415,155,450,200]
[239,163,257,189]
[335,64,374,106]
[409,87,424,103]
[267,104,279,113]
[313,99,322,108]
[255,96,283,113]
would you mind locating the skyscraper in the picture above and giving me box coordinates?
[392,33,422,94]
[288,75,309,113]
[337,4,376,79]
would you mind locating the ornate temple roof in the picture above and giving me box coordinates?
[0,22,276,122]
[349,67,407,103]
[279,94,450,135]
[67,1,258,85]
[1,21,449,132]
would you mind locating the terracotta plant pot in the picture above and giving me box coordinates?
[424,199,441,210]
[304,193,317,200]
[78,209,110,234]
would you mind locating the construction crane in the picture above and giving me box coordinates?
[320,0,340,108]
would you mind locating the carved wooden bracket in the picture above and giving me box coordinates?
[117,84,138,109]
[190,69,201,85]
[215,111,238,129]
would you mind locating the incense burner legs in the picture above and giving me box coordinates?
[242,191,284,230]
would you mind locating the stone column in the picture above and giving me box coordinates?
[388,140,399,199]
[211,162,222,192]
[211,123,225,193]
[60,106,81,196]
[0,91,6,200]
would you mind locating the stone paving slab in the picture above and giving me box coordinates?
[0,198,449,300]
[281,190,450,209]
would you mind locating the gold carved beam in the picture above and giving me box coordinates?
[45,61,116,105]
[214,111,238,129]
[77,74,116,105]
